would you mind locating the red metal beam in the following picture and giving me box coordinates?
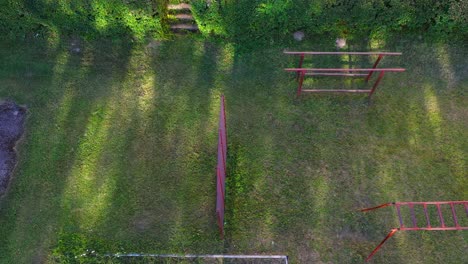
[362,201,468,261]
[423,204,431,228]
[285,68,405,72]
[365,54,384,82]
[365,229,399,262]
[284,51,402,56]
[302,89,371,93]
[216,95,228,239]
[368,71,385,99]
[360,202,394,212]
[305,73,368,76]
[297,54,305,81]
[396,201,467,205]
[297,71,305,96]
[399,227,468,231]
[450,202,460,228]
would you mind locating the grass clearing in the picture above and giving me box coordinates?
[0,36,466,263]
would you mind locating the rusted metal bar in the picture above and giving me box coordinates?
[399,227,468,231]
[104,253,290,261]
[450,203,460,228]
[423,204,431,228]
[297,71,305,96]
[284,51,402,56]
[360,202,395,212]
[297,54,305,81]
[396,204,404,227]
[365,229,399,262]
[396,201,467,205]
[216,95,227,239]
[365,54,384,82]
[285,68,405,72]
[368,71,385,99]
[409,204,417,228]
[436,204,446,228]
[302,89,371,93]
[305,73,368,76]
[362,201,468,262]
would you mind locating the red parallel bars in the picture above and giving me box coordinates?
[284,68,405,98]
[360,201,468,262]
[283,51,404,99]
[216,95,227,239]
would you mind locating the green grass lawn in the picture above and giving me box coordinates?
[0,36,466,263]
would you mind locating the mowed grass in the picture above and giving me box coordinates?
[0,36,466,263]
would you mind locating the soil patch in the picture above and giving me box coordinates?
[0,101,26,196]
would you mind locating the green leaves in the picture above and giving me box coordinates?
[0,0,166,41]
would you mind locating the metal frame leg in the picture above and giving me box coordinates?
[366,229,398,262]
[297,71,305,96]
[368,71,385,99]
[296,54,305,81]
[365,54,383,82]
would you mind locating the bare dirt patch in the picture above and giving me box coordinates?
[0,101,26,196]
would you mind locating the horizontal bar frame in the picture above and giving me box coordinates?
[284,51,404,99]
[106,254,289,260]
[396,201,467,206]
[306,73,369,76]
[284,51,402,56]
[361,201,468,262]
[302,89,371,93]
[285,68,405,72]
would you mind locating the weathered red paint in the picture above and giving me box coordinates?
[284,51,404,99]
[216,95,227,239]
[366,54,384,82]
[361,201,468,261]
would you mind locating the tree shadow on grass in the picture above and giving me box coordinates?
[75,37,226,257]
[0,36,135,263]
[215,36,467,263]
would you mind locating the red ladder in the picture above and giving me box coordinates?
[361,201,468,262]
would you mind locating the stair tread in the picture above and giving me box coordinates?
[175,14,194,20]
[170,24,199,31]
[168,3,191,10]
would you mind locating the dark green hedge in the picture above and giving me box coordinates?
[1,0,466,42]
[0,0,167,40]
[192,0,468,46]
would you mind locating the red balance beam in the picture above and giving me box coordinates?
[216,95,227,239]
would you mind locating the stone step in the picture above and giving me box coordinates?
[175,14,194,21]
[167,14,196,25]
[170,24,199,32]
[168,3,191,13]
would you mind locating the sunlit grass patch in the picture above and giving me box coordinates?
[0,37,466,264]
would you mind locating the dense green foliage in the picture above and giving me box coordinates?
[0,0,167,40]
[1,0,466,44]
[192,0,468,47]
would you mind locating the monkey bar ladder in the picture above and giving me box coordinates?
[361,201,468,261]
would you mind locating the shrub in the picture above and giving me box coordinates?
[0,0,167,41]
[192,0,468,49]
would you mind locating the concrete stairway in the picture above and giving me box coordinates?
[167,3,199,33]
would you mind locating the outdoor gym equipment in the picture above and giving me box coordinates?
[361,201,468,261]
[284,51,405,99]
[216,95,227,238]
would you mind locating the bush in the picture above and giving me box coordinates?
[192,0,468,49]
[0,0,167,41]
